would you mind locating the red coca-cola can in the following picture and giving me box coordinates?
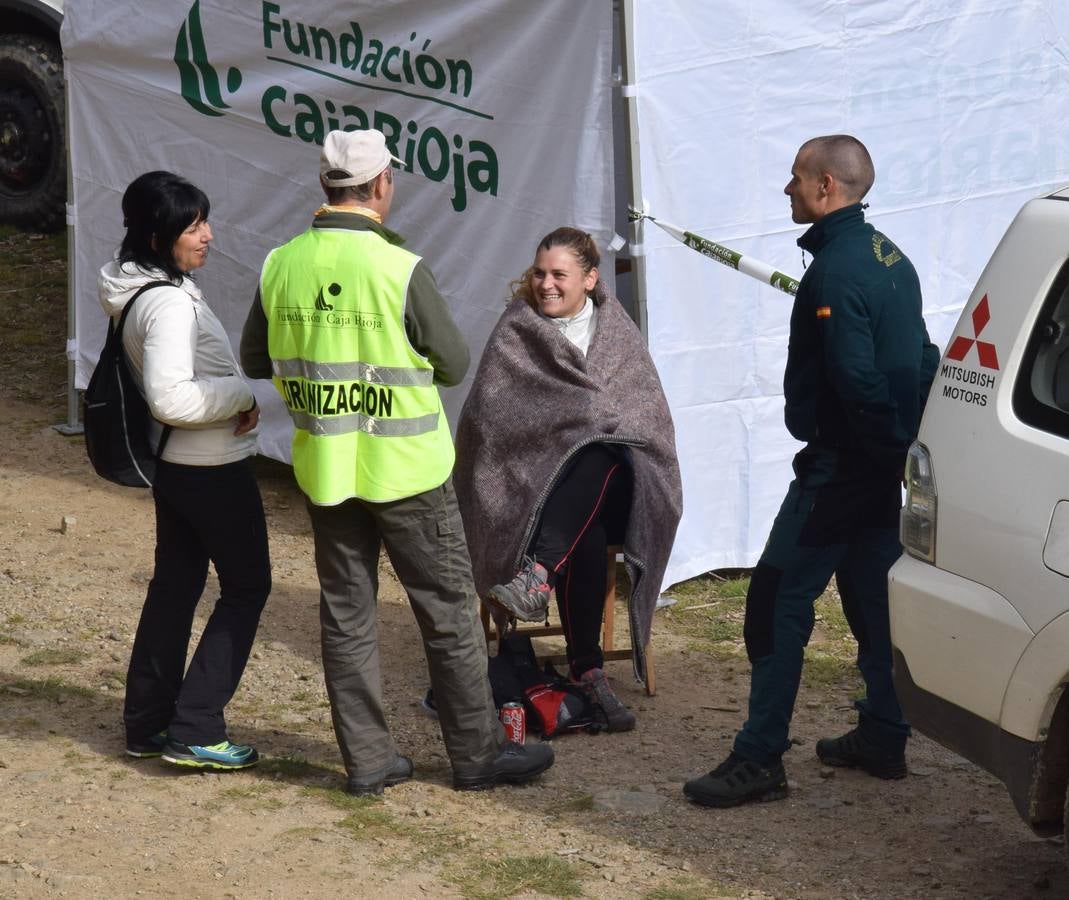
[500,701,526,744]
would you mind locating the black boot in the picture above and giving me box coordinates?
[346,755,414,796]
[453,741,555,791]
[816,724,906,779]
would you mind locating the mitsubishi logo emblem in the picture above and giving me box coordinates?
[946,294,999,370]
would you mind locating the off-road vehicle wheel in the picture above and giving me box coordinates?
[0,34,65,231]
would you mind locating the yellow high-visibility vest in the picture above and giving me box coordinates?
[260,226,454,504]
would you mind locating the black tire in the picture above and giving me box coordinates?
[0,34,65,232]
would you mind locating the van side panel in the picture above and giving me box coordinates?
[888,556,1032,725]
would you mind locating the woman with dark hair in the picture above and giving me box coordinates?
[98,170,270,769]
[454,227,682,732]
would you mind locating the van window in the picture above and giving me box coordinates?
[1014,258,1069,438]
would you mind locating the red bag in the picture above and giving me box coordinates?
[524,681,598,738]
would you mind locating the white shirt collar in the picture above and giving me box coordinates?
[544,295,596,354]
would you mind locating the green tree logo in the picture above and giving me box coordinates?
[174,0,242,116]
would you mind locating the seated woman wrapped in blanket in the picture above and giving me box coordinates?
[454,227,682,732]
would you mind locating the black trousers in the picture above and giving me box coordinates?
[124,459,271,746]
[734,448,907,764]
[529,445,631,678]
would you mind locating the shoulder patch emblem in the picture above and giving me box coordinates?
[816,306,831,319]
[872,232,902,267]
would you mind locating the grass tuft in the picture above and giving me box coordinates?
[206,783,284,811]
[258,755,341,782]
[303,786,413,842]
[278,825,330,841]
[561,794,594,812]
[663,573,862,686]
[336,800,411,842]
[449,854,584,899]
[98,667,126,685]
[5,676,95,703]
[20,648,88,667]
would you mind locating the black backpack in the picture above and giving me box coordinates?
[83,281,174,487]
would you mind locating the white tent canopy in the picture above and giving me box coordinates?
[62,0,1069,591]
[632,0,1069,583]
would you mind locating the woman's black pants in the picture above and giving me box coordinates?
[528,445,631,678]
[124,458,271,746]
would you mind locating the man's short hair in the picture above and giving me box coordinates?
[324,181,374,205]
[800,135,875,202]
[323,167,392,205]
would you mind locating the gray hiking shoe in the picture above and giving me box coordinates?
[485,597,516,638]
[487,557,552,623]
[578,667,636,732]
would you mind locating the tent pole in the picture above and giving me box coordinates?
[618,0,647,339]
[55,67,82,437]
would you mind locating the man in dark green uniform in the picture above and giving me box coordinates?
[684,135,940,808]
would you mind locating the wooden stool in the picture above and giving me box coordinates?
[479,547,656,696]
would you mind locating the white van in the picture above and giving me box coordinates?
[890,186,1069,844]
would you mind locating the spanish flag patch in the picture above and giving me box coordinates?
[816,306,831,319]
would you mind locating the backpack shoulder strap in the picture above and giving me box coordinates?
[110,280,175,458]
[114,280,174,339]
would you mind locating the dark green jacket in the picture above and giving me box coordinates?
[784,203,940,471]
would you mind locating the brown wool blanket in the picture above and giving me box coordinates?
[454,282,682,682]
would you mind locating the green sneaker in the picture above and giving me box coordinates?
[125,731,168,758]
[162,739,259,770]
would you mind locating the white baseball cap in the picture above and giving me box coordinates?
[320,129,403,187]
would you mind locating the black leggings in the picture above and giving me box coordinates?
[528,445,632,677]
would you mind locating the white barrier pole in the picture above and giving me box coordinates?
[630,209,800,297]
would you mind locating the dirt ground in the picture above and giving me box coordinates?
[2,230,1069,898]
[4,413,1069,899]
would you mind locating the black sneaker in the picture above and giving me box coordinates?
[453,741,555,791]
[683,752,788,808]
[346,755,414,797]
[816,725,907,779]
[125,730,168,758]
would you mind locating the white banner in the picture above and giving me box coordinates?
[634,0,1069,585]
[64,0,1069,592]
[62,0,614,461]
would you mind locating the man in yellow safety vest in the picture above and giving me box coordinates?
[241,128,554,794]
